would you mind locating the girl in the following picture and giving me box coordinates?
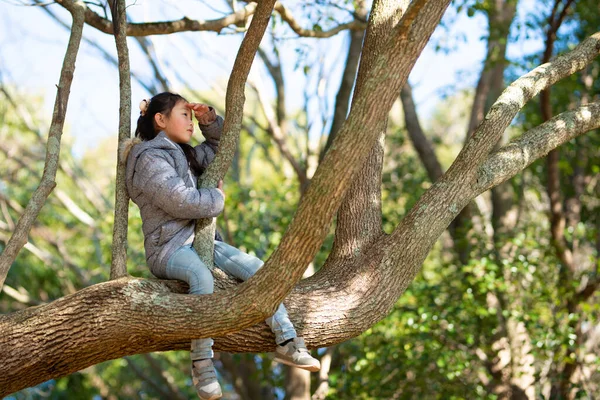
[122,92,319,400]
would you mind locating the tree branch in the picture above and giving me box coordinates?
[320,2,367,161]
[193,0,277,267]
[108,0,131,280]
[449,32,600,184]
[247,76,309,191]
[53,0,258,36]
[49,1,365,38]
[400,82,444,181]
[32,0,157,93]
[273,1,366,38]
[474,103,600,194]
[0,1,86,292]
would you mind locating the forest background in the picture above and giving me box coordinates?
[0,0,599,399]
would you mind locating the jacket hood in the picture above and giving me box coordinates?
[120,137,142,164]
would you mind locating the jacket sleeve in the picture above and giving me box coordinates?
[133,149,224,219]
[194,112,223,169]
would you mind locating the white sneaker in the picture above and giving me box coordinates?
[192,359,222,400]
[274,337,321,372]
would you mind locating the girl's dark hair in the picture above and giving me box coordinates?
[135,92,204,176]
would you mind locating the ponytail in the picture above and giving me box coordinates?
[135,92,205,176]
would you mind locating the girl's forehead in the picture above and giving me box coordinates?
[174,101,188,110]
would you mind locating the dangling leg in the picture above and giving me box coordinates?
[213,241,320,372]
[165,245,222,400]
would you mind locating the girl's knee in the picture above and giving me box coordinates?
[188,267,214,295]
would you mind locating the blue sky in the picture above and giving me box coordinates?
[0,0,542,156]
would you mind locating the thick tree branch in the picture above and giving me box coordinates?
[0,1,86,292]
[326,0,407,263]
[108,0,131,280]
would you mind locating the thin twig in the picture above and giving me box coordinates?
[0,1,86,292]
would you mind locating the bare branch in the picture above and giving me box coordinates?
[108,0,131,280]
[247,76,308,189]
[273,1,366,38]
[0,1,86,292]
[400,82,443,181]
[33,0,156,92]
[1,284,40,306]
[132,34,170,92]
[52,0,258,36]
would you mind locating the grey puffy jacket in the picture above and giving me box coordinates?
[123,116,225,278]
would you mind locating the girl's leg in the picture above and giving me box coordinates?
[213,241,320,372]
[165,245,222,400]
[165,245,214,361]
[213,240,296,344]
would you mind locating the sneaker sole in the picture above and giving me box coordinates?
[273,356,321,372]
[197,393,222,400]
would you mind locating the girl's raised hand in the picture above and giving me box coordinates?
[186,103,216,125]
[217,180,225,200]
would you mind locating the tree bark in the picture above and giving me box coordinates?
[285,367,311,400]
[221,353,270,400]
[326,0,409,266]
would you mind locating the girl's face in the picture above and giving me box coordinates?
[155,100,194,143]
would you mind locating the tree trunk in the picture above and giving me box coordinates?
[285,367,311,400]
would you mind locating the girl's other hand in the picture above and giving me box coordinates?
[217,180,225,198]
[186,103,216,125]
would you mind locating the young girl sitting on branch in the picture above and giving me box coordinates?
[122,92,320,400]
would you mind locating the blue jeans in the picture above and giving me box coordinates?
[165,240,297,360]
